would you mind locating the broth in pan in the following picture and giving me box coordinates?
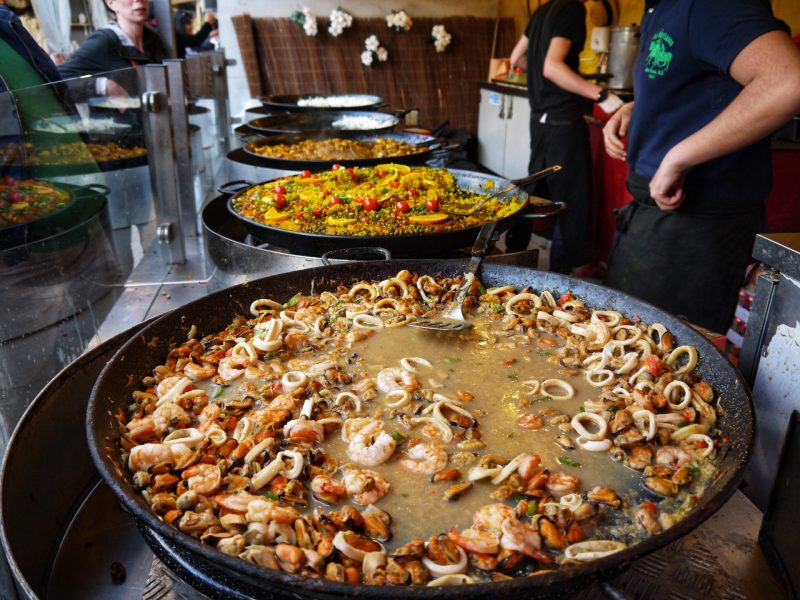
[119,271,720,585]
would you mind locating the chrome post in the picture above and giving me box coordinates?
[150,0,177,58]
[142,64,186,265]
[210,49,232,155]
[165,59,198,237]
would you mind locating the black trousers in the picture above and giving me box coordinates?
[604,173,764,333]
[506,118,592,274]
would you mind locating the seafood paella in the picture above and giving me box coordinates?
[0,176,71,227]
[119,270,722,586]
[230,165,522,236]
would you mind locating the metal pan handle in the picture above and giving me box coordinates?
[217,180,254,197]
[72,183,111,199]
[321,246,392,266]
[520,201,567,220]
[428,143,463,155]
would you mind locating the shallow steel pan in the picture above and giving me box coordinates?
[248,110,399,136]
[86,260,754,599]
[222,168,540,257]
[242,131,448,171]
[259,93,384,112]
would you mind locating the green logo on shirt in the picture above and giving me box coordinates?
[644,30,673,79]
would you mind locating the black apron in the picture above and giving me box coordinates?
[604,172,764,333]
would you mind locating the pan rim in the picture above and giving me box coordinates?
[86,260,755,597]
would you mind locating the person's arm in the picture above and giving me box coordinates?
[650,30,800,210]
[542,37,602,100]
[510,34,528,71]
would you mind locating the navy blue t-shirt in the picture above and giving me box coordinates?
[627,0,787,214]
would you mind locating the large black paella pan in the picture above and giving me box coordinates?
[87,260,754,599]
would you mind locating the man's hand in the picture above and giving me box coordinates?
[602,101,634,161]
[649,150,688,210]
[597,92,624,115]
[106,79,128,97]
[205,11,217,26]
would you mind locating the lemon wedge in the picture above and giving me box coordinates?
[408,213,449,225]
[262,209,290,222]
[327,216,357,226]
[377,163,411,173]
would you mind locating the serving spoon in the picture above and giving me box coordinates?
[408,220,499,331]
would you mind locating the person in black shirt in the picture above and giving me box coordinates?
[174,9,217,58]
[509,0,622,274]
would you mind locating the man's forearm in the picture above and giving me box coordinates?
[543,60,601,100]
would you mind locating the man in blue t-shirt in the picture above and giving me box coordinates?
[509,0,622,274]
[603,0,800,332]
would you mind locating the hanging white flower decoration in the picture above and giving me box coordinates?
[431,25,452,53]
[361,35,388,67]
[364,35,381,52]
[385,9,413,32]
[328,7,353,37]
[290,7,318,37]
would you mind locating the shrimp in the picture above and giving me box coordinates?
[342,464,390,505]
[500,518,552,562]
[516,453,542,481]
[347,420,396,466]
[655,445,691,470]
[213,491,263,514]
[447,528,500,554]
[246,499,301,524]
[472,503,516,535]
[126,401,191,442]
[181,463,222,495]
[376,367,419,394]
[183,361,216,381]
[218,357,246,382]
[128,443,174,472]
[400,442,448,474]
[310,474,346,504]
[268,394,300,411]
[284,418,325,444]
[545,471,580,495]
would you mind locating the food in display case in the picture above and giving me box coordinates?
[249,138,426,162]
[117,270,722,586]
[230,165,522,236]
[0,141,146,167]
[0,176,71,226]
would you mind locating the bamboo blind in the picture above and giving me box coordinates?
[233,16,516,135]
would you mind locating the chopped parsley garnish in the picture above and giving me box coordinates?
[535,350,553,357]
[558,455,582,468]
[687,466,701,476]
[443,357,461,364]
[607,406,619,413]
[507,432,517,439]
[478,283,487,296]
[527,501,538,516]
[508,371,519,381]
[211,386,225,399]
[390,430,405,442]
[265,491,279,501]
[283,293,301,308]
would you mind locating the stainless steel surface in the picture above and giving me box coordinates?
[742,233,800,511]
[143,64,187,265]
[165,59,198,237]
[150,0,177,59]
[607,26,640,91]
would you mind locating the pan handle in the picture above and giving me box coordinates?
[217,180,254,196]
[520,201,567,220]
[428,143,463,155]
[321,246,392,266]
[72,183,111,199]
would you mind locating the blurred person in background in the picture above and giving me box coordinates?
[508,0,622,274]
[174,8,217,58]
[59,0,166,95]
[603,0,800,332]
